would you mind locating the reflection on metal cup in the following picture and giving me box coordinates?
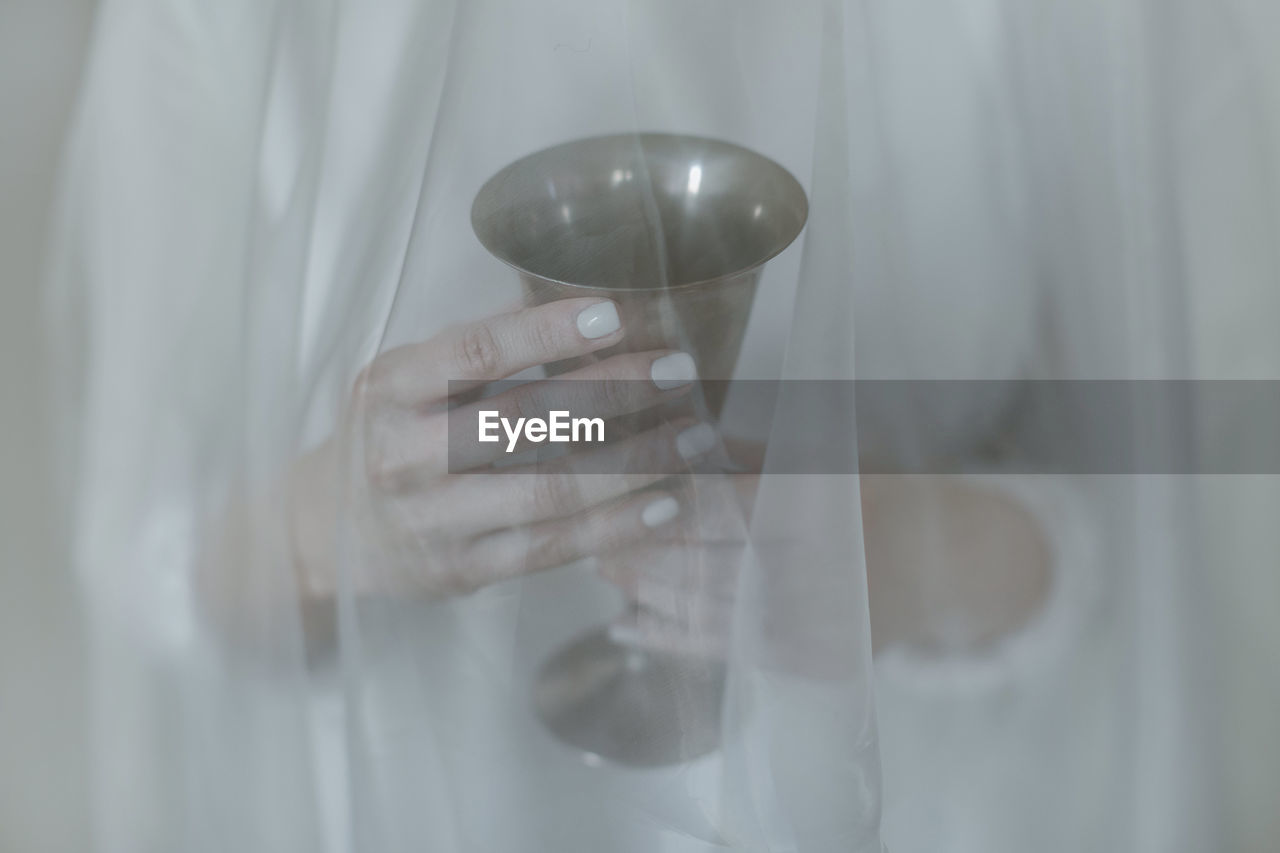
[472,132,808,417]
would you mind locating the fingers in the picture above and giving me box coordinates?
[460,490,684,590]
[446,349,699,469]
[360,345,701,491]
[595,473,757,547]
[669,474,760,541]
[596,537,743,661]
[361,298,626,405]
[597,540,745,602]
[418,419,714,537]
[607,603,733,661]
[592,484,754,661]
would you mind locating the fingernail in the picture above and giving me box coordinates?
[576,301,621,339]
[641,495,680,528]
[650,352,697,389]
[676,423,717,460]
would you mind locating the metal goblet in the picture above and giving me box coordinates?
[472,132,807,767]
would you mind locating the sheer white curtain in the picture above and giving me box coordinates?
[50,0,1280,850]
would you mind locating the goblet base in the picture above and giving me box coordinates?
[533,627,726,768]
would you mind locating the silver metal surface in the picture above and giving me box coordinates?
[473,133,807,767]
[473,133,808,412]
[533,628,726,768]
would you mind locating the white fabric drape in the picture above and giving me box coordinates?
[49,0,1279,850]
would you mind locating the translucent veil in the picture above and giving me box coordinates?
[49,0,1278,851]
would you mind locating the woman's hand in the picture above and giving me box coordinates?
[598,442,763,660]
[290,297,714,603]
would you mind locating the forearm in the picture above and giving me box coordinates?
[195,443,340,656]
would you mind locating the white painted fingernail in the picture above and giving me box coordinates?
[641,495,680,528]
[650,352,697,389]
[576,301,621,339]
[676,423,717,460]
